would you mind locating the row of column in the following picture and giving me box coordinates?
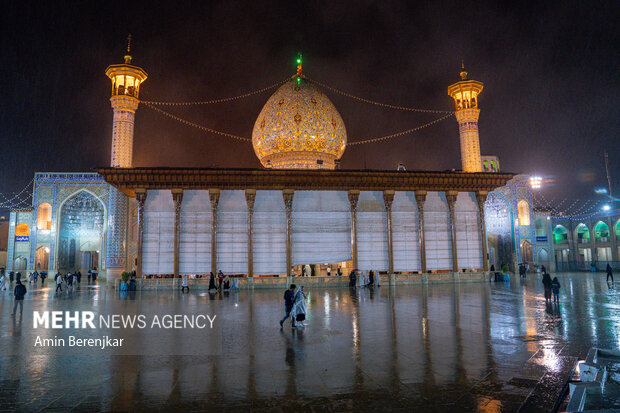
[133,188,489,277]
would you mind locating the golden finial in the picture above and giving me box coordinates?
[296,53,303,78]
[124,34,132,64]
[459,61,468,80]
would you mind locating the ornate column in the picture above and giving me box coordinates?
[209,189,220,274]
[446,191,459,272]
[589,219,597,267]
[245,189,256,277]
[135,189,147,278]
[348,190,360,269]
[172,189,183,278]
[383,190,395,274]
[283,190,294,277]
[609,216,618,263]
[476,191,489,271]
[415,190,427,273]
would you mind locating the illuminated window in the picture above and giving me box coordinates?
[594,221,609,242]
[553,225,568,244]
[576,224,590,243]
[517,200,530,226]
[534,219,546,237]
[616,220,620,241]
[36,202,52,230]
[15,223,30,236]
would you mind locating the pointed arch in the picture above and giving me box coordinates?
[517,200,530,226]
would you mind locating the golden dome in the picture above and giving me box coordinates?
[252,77,347,169]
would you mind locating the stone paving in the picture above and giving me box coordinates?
[0,273,619,412]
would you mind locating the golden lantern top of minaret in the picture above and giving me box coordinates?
[448,63,483,111]
[105,35,148,100]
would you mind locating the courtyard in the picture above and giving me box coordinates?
[1,272,619,412]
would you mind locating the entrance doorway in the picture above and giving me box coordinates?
[57,191,105,273]
[35,246,49,271]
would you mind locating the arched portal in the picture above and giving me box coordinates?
[521,240,533,265]
[35,246,49,271]
[594,221,610,242]
[484,191,515,270]
[57,191,105,273]
[538,248,549,264]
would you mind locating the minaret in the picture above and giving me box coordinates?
[448,64,483,172]
[104,37,147,280]
[105,36,147,167]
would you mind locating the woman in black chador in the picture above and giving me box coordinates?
[208,272,217,290]
[349,270,357,287]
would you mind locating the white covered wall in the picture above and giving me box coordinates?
[357,191,388,271]
[143,190,174,275]
[455,192,482,269]
[292,191,351,265]
[253,190,286,275]
[424,192,452,271]
[179,190,211,274]
[216,190,248,274]
[392,191,420,272]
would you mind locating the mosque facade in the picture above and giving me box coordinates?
[11,52,616,281]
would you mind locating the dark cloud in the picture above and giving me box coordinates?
[0,0,618,207]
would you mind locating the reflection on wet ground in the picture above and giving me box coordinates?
[1,273,619,412]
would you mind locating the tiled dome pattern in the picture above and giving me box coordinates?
[252,78,347,169]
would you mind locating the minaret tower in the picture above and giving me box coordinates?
[448,64,484,172]
[104,36,147,280]
[105,35,147,167]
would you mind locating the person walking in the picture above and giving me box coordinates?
[542,272,552,302]
[231,275,239,291]
[12,280,27,316]
[218,271,224,290]
[326,266,331,277]
[606,263,614,282]
[368,270,374,286]
[551,277,561,303]
[208,272,217,291]
[16,272,22,283]
[290,285,307,327]
[76,271,82,284]
[0,272,7,291]
[55,273,63,292]
[374,270,381,287]
[87,269,92,283]
[280,284,297,328]
[541,264,546,274]
[181,275,189,293]
[337,266,342,277]
[33,271,38,284]
[9,271,14,283]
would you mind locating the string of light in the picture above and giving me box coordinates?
[142,103,252,142]
[532,192,610,219]
[140,78,290,106]
[143,102,454,146]
[304,76,455,114]
[0,179,34,209]
[348,113,454,145]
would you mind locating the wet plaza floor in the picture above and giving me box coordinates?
[1,273,619,412]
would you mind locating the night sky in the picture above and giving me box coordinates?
[1,1,618,209]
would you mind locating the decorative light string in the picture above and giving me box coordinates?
[142,103,252,142]
[143,102,454,146]
[304,76,455,114]
[532,192,612,219]
[140,78,290,106]
[348,113,454,145]
[0,179,34,209]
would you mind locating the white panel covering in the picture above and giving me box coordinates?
[455,192,482,269]
[392,191,420,272]
[357,191,388,271]
[216,190,248,274]
[292,191,351,265]
[253,190,286,275]
[143,190,174,275]
[424,192,452,271]
[179,190,211,274]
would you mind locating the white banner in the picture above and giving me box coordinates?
[424,192,452,271]
[357,191,388,271]
[143,190,174,275]
[179,190,211,274]
[216,190,248,274]
[392,191,420,272]
[253,190,286,275]
[455,192,482,270]
[292,191,351,265]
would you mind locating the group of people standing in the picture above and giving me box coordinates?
[348,269,380,288]
[205,271,239,292]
